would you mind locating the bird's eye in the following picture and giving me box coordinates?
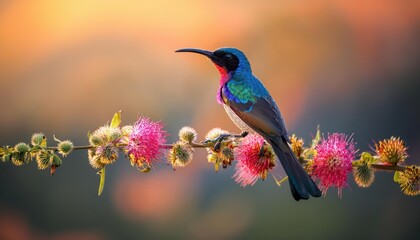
[225,54,233,60]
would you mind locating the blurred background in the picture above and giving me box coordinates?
[1,0,419,239]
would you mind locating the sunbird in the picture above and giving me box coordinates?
[176,47,321,200]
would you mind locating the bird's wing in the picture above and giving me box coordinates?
[222,87,288,140]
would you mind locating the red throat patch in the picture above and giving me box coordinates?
[214,64,230,104]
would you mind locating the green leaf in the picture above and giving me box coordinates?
[97,167,106,196]
[273,176,288,187]
[360,152,375,164]
[110,110,122,128]
[137,166,151,173]
[311,125,321,148]
[393,171,400,183]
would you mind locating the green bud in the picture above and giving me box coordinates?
[108,128,122,142]
[11,143,31,166]
[168,142,193,168]
[2,154,11,162]
[99,145,119,165]
[360,152,375,164]
[89,135,103,146]
[51,154,62,167]
[15,142,29,153]
[88,148,105,169]
[353,161,375,188]
[31,133,45,146]
[36,150,52,170]
[58,140,73,157]
[179,126,197,144]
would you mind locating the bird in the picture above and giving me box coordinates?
[176,47,321,201]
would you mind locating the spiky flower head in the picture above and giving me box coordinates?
[88,125,122,169]
[353,160,375,188]
[233,134,276,187]
[11,142,31,166]
[89,126,122,146]
[375,137,408,164]
[120,125,134,144]
[311,133,357,197]
[125,117,167,169]
[205,128,234,171]
[290,134,304,160]
[31,133,45,146]
[397,165,420,196]
[179,126,197,144]
[36,150,52,170]
[168,141,193,169]
[58,140,73,157]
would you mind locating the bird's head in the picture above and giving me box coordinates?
[176,47,252,78]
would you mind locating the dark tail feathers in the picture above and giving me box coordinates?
[268,138,321,201]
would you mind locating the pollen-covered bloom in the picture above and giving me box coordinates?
[397,165,420,196]
[311,133,357,197]
[233,134,276,187]
[205,128,235,171]
[375,137,408,164]
[126,117,167,169]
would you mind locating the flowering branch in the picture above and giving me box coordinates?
[1,111,419,197]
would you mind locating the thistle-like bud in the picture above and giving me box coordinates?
[89,134,103,146]
[178,126,197,144]
[11,143,31,166]
[58,140,73,157]
[31,133,45,146]
[89,126,111,146]
[36,150,52,170]
[375,137,407,164]
[397,165,420,196]
[353,160,375,188]
[168,141,193,168]
[290,134,304,159]
[204,128,234,171]
[88,149,105,169]
[2,153,11,162]
[205,128,228,142]
[15,142,29,153]
[120,125,133,144]
[108,127,122,142]
[88,144,119,169]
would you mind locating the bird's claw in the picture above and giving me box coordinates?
[203,132,249,152]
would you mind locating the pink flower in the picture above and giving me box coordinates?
[311,133,357,197]
[233,134,276,187]
[126,117,167,168]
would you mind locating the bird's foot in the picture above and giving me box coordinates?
[202,132,248,152]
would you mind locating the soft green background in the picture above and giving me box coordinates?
[1,1,419,240]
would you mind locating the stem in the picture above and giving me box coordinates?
[41,143,408,173]
[370,163,406,172]
[47,145,93,151]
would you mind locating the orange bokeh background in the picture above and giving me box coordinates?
[1,1,419,239]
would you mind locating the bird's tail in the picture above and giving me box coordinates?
[268,137,321,201]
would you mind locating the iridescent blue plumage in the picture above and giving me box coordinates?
[176,47,321,200]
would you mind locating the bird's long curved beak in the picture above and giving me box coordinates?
[175,48,215,60]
